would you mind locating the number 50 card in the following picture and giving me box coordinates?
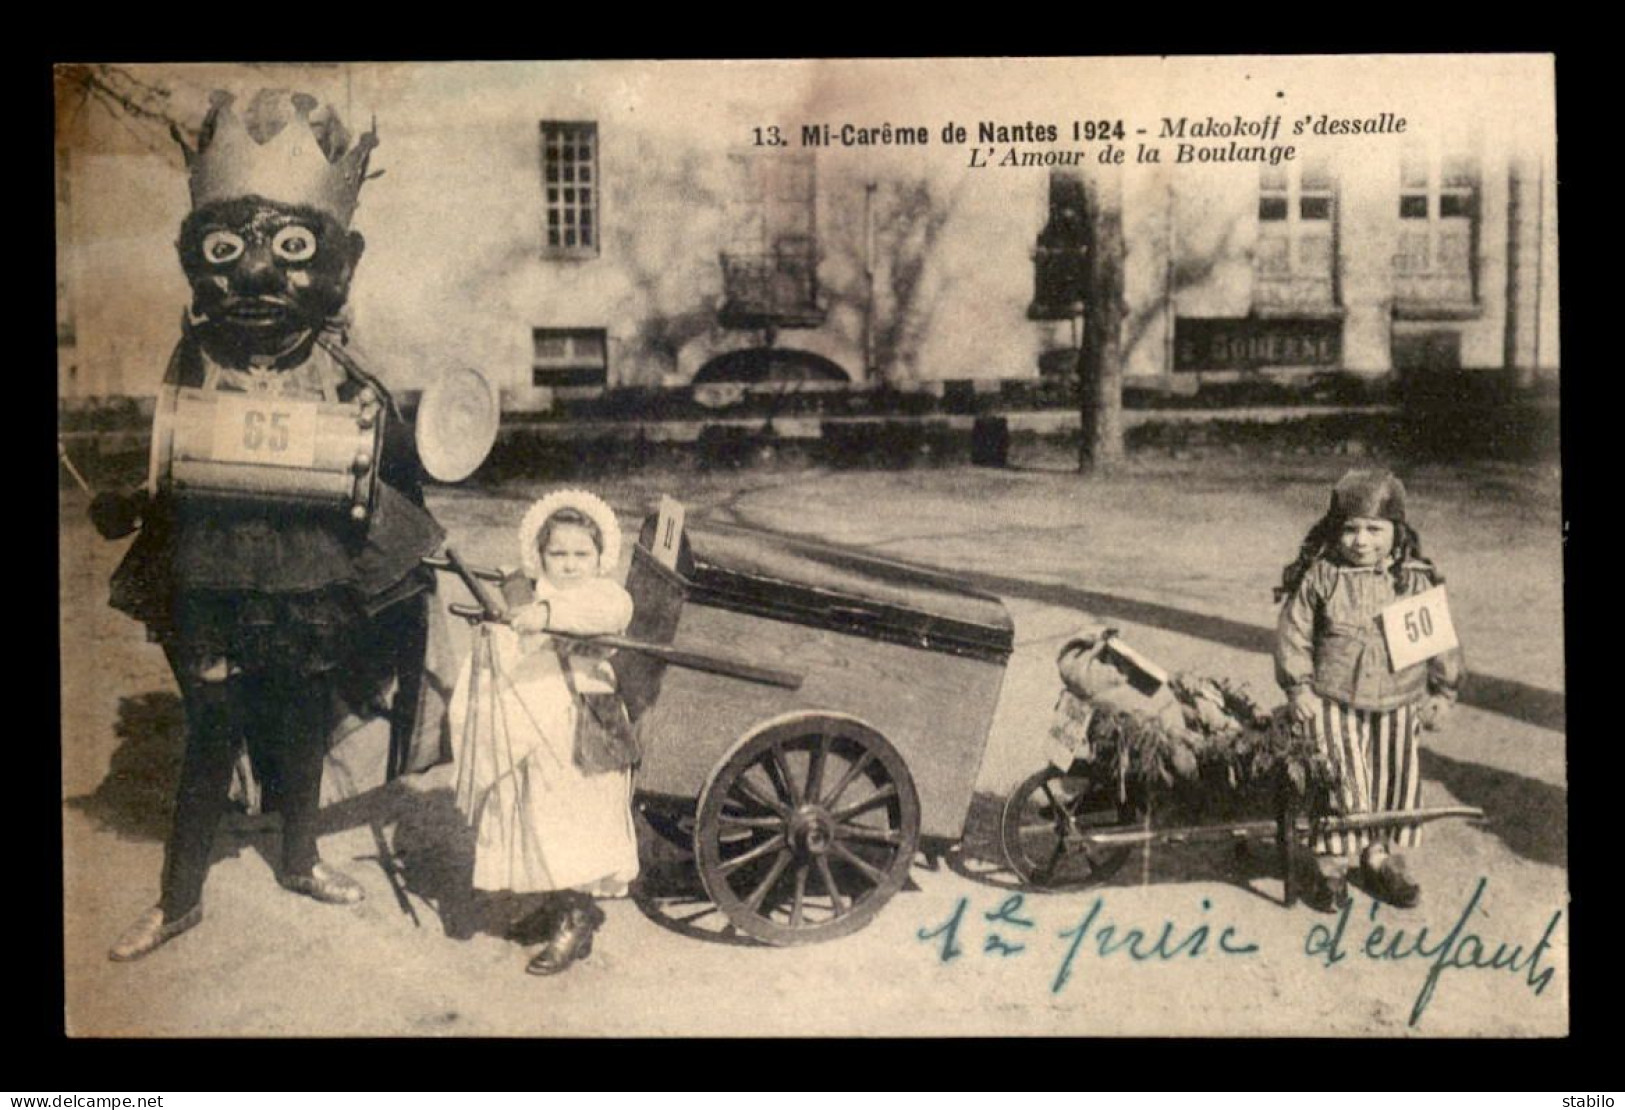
[1380,585,1460,672]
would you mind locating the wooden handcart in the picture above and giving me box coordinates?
[435,510,1015,945]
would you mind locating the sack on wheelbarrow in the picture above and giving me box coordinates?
[1056,626,1168,701]
[1048,627,1171,769]
[1048,689,1097,766]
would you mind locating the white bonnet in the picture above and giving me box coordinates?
[517,488,622,581]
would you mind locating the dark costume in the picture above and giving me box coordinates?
[98,90,448,954]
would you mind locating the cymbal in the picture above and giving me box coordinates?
[416,367,498,483]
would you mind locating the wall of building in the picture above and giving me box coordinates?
[1125,137,1553,382]
[57,59,1559,405]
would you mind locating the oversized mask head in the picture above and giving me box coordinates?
[178,197,363,356]
[174,90,376,362]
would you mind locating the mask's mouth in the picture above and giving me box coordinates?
[216,296,299,328]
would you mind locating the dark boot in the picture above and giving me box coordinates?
[1362,845,1421,908]
[1306,855,1351,913]
[526,893,604,976]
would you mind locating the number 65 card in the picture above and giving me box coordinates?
[1379,585,1460,672]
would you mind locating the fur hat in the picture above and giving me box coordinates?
[1329,469,1407,524]
[518,488,622,581]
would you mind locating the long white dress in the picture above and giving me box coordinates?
[449,576,640,896]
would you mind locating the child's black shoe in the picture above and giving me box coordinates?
[1363,848,1421,908]
[1305,857,1351,913]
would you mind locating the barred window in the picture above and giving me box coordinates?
[532,327,608,387]
[541,121,598,257]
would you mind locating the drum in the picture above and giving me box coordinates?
[147,385,384,519]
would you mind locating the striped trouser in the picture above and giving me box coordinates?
[1309,700,1423,857]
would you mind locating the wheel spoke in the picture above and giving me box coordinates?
[670,904,722,927]
[1002,768,1133,893]
[717,813,785,830]
[832,782,899,822]
[830,842,888,885]
[805,734,829,805]
[745,851,793,911]
[789,864,810,927]
[768,740,802,807]
[731,775,789,818]
[820,749,874,809]
[835,823,903,845]
[1040,780,1061,813]
[815,856,848,915]
[717,833,787,875]
[1036,836,1067,882]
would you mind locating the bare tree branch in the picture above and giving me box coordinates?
[56,64,197,160]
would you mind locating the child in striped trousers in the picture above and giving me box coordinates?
[1275,470,1463,911]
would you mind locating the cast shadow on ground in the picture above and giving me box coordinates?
[64,689,296,891]
[626,801,770,947]
[1419,748,1566,868]
[948,568,1565,734]
[365,782,548,943]
[73,685,1563,949]
[66,691,521,941]
[67,691,187,843]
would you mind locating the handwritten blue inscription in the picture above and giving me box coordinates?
[919,878,1560,1028]
[1303,876,1562,1026]
[917,893,1257,991]
[1054,896,1258,993]
[984,894,1036,956]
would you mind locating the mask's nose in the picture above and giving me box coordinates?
[234,243,283,295]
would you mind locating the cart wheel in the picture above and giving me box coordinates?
[1000,766,1133,890]
[695,713,921,946]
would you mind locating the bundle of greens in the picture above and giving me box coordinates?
[1068,674,1340,822]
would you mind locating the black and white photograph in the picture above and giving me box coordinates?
[55,56,1563,1037]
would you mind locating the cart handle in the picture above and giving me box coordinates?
[445,604,805,691]
[422,553,503,582]
[1078,805,1487,849]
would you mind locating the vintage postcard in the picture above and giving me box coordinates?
[57,56,1563,1037]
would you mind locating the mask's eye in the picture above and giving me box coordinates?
[201,230,245,265]
[272,225,318,263]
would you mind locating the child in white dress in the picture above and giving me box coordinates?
[449,489,639,974]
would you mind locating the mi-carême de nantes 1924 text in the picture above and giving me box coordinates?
[749,113,1407,171]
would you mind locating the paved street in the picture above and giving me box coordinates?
[59,455,1567,1036]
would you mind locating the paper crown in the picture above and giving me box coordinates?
[176,90,378,226]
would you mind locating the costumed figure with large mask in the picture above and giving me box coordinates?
[90,89,452,961]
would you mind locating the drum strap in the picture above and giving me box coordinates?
[316,333,403,419]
